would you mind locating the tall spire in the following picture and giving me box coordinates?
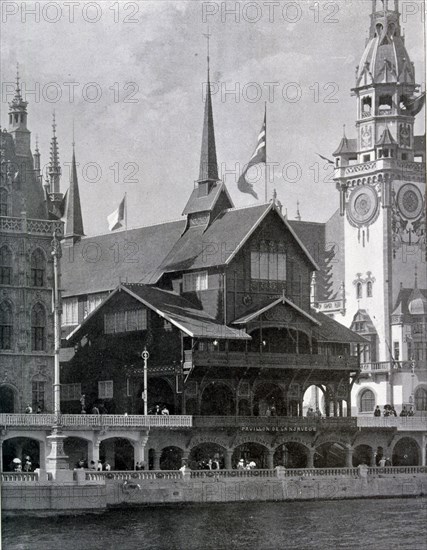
[34,134,41,174]
[48,111,61,194]
[64,137,84,243]
[9,63,28,134]
[198,28,218,184]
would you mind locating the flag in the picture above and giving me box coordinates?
[108,195,126,231]
[237,111,266,199]
[316,153,334,165]
[403,92,426,116]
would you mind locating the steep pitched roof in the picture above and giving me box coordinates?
[376,127,396,146]
[182,182,233,216]
[233,296,321,326]
[61,219,185,296]
[64,149,84,240]
[198,75,218,182]
[333,137,357,157]
[311,310,368,344]
[66,282,250,342]
[392,287,427,320]
[159,202,319,275]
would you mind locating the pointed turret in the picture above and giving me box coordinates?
[63,142,84,244]
[8,64,31,156]
[198,69,219,187]
[48,112,61,195]
[181,32,233,228]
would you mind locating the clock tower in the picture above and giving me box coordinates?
[333,0,426,370]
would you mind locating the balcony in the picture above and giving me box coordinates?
[0,414,192,429]
[334,159,426,180]
[0,216,63,236]
[360,360,423,373]
[192,350,359,371]
[356,416,427,431]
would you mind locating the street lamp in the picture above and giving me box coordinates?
[141,347,149,415]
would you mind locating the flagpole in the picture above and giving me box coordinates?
[125,192,128,240]
[264,102,267,203]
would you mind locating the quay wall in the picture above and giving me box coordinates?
[2,467,427,511]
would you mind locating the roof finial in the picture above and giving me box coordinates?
[35,134,39,152]
[343,124,346,138]
[296,200,301,221]
[203,26,211,79]
[52,110,56,136]
[414,265,418,289]
[72,119,75,150]
[16,62,21,95]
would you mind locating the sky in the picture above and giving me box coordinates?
[1,0,425,235]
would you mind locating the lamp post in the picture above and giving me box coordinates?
[141,347,149,415]
[46,229,72,482]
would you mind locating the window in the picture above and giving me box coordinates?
[61,383,82,401]
[98,380,113,399]
[86,293,104,316]
[360,389,375,412]
[31,303,46,351]
[251,243,286,282]
[0,246,12,285]
[0,188,9,216]
[393,341,400,361]
[104,308,147,334]
[32,380,46,410]
[0,301,12,350]
[183,271,208,292]
[415,388,427,411]
[367,281,373,297]
[401,153,407,161]
[31,249,46,287]
[63,298,78,326]
[356,282,363,299]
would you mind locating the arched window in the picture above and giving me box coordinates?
[31,249,46,287]
[367,281,373,297]
[31,303,46,351]
[415,388,427,411]
[0,301,12,350]
[360,389,375,412]
[356,282,363,299]
[0,246,12,285]
[0,188,9,216]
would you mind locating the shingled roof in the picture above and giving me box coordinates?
[61,219,185,297]
[66,282,250,342]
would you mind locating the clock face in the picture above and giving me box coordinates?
[397,184,423,220]
[347,185,379,227]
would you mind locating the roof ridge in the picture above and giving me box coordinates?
[223,202,270,214]
[79,216,185,240]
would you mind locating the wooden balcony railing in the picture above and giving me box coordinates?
[192,351,359,370]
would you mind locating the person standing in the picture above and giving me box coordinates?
[25,404,32,414]
[374,406,381,417]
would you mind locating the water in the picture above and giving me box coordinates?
[2,498,427,550]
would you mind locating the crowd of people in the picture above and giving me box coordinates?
[149,404,170,415]
[10,455,34,472]
[306,407,322,417]
[374,405,415,417]
[75,458,111,471]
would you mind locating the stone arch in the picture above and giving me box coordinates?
[274,441,309,468]
[391,436,420,466]
[314,441,348,468]
[353,444,374,466]
[159,445,184,470]
[64,436,90,469]
[189,442,227,470]
[200,381,235,415]
[414,385,427,412]
[99,437,134,470]
[2,435,44,472]
[357,386,377,414]
[0,382,19,412]
[232,441,269,469]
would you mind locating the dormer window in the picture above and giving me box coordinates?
[183,271,208,292]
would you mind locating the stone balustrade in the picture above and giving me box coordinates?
[356,417,427,430]
[4,466,426,484]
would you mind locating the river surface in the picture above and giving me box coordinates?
[2,497,427,550]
